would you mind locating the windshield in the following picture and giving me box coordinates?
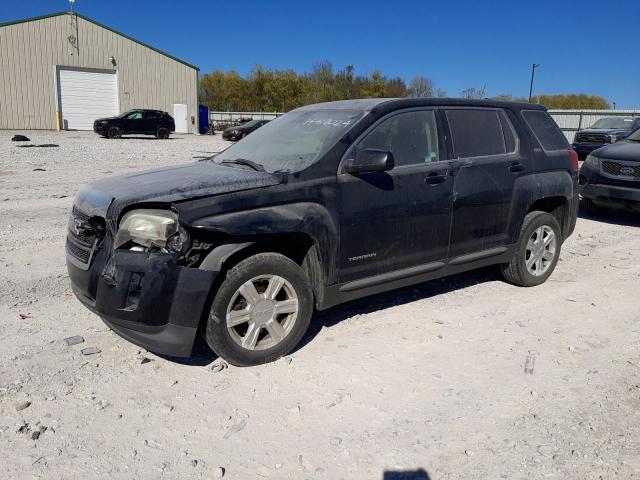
[215,109,365,173]
[590,117,634,129]
[626,128,640,142]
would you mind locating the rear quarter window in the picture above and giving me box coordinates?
[521,110,568,151]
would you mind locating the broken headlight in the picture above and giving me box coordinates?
[115,209,178,249]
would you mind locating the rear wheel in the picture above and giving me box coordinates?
[156,127,170,139]
[501,211,562,287]
[205,253,313,366]
[107,126,122,139]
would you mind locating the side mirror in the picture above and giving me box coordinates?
[345,149,394,174]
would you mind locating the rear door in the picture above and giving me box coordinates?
[445,108,525,258]
[143,110,162,133]
[338,108,453,282]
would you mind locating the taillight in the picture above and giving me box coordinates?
[569,148,579,173]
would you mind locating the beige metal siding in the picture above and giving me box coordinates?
[0,13,198,132]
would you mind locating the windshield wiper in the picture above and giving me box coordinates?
[220,158,265,172]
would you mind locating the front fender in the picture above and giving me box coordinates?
[189,202,339,283]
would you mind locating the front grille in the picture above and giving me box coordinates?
[66,205,104,269]
[576,133,608,144]
[601,160,640,181]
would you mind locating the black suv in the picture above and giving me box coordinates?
[67,99,578,366]
[572,116,640,159]
[94,109,176,139]
[222,119,270,141]
[579,126,640,213]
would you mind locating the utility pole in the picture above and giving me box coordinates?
[528,63,540,103]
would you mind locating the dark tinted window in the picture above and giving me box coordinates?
[125,111,143,120]
[144,111,162,119]
[446,109,506,158]
[522,110,568,151]
[360,110,439,166]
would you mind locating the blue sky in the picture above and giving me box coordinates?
[2,0,638,107]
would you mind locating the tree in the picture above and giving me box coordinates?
[408,76,435,98]
[460,87,486,99]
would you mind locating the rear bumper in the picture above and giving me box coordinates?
[580,183,640,211]
[67,246,216,357]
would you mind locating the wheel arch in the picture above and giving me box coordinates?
[508,171,577,242]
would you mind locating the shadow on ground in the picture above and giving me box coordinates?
[296,265,501,351]
[383,468,431,479]
[578,203,640,228]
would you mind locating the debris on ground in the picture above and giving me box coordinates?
[32,168,46,171]
[18,313,32,319]
[81,347,101,356]
[15,401,31,412]
[223,418,248,439]
[11,134,30,142]
[210,360,228,373]
[524,352,537,375]
[212,466,225,478]
[18,144,59,148]
[63,336,84,346]
[140,357,153,364]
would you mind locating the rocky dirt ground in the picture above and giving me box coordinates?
[1,130,639,480]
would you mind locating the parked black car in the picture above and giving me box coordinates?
[67,99,578,366]
[572,116,640,159]
[222,119,270,140]
[94,109,175,139]
[579,126,640,213]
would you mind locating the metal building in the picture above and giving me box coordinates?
[0,11,199,133]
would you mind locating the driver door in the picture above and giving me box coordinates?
[337,109,453,283]
[122,111,144,133]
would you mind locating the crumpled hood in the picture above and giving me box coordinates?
[74,161,282,220]
[594,141,640,162]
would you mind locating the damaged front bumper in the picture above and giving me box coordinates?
[67,242,216,357]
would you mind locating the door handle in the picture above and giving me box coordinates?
[509,162,525,173]
[425,172,447,184]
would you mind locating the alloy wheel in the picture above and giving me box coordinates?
[525,225,556,276]
[225,275,299,350]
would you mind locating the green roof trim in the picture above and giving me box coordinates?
[0,11,199,71]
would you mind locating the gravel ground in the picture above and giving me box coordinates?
[1,130,640,479]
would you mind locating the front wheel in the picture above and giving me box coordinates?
[501,211,562,287]
[205,253,314,366]
[107,126,122,139]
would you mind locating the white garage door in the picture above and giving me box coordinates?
[59,69,118,130]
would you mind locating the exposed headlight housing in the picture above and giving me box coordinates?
[584,153,600,169]
[115,209,178,249]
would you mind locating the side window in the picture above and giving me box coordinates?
[144,111,161,120]
[521,110,568,151]
[126,111,143,120]
[445,109,507,158]
[359,110,439,167]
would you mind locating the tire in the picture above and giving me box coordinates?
[205,253,314,366]
[501,211,562,287]
[107,126,122,139]
[156,127,170,139]
[582,198,605,216]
